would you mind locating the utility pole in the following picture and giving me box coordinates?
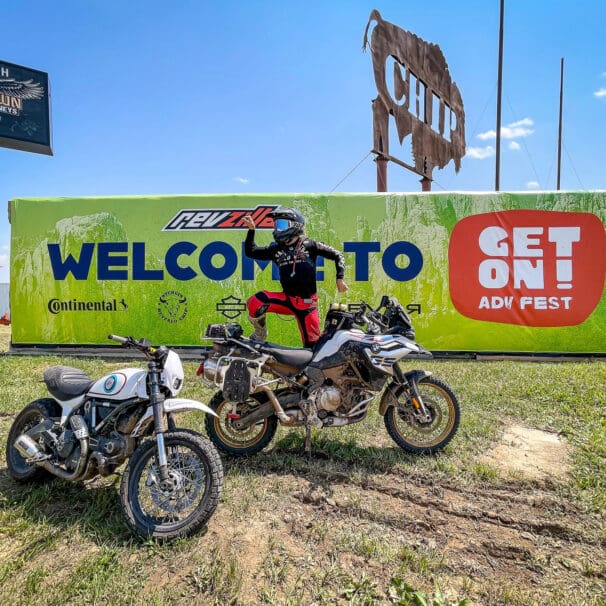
[495,0,505,191]
[557,57,564,190]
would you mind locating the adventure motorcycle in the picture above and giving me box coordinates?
[6,335,223,541]
[198,295,460,455]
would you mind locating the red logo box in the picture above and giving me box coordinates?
[448,210,606,326]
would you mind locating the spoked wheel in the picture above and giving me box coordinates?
[384,376,460,454]
[120,430,223,541]
[204,391,277,456]
[6,399,60,482]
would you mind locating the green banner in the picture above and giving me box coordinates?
[9,192,606,353]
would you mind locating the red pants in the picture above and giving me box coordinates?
[247,291,319,348]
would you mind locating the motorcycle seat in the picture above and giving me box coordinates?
[44,366,95,401]
[257,342,314,369]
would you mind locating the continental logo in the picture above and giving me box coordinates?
[48,298,128,315]
[448,210,606,327]
[162,205,278,231]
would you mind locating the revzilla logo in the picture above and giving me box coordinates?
[448,210,606,327]
[48,298,128,315]
[163,205,278,231]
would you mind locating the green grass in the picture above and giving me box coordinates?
[0,348,605,605]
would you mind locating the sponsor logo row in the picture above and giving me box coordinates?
[46,293,423,325]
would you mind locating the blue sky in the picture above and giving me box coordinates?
[2,0,605,282]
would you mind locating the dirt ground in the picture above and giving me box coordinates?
[150,424,603,604]
[1,332,603,603]
[479,424,572,481]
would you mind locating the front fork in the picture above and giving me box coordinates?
[149,362,171,483]
[391,367,433,423]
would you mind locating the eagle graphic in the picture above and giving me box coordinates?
[0,78,45,100]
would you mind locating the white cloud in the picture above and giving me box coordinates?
[477,118,534,140]
[508,118,533,128]
[527,181,540,189]
[594,88,606,98]
[0,254,7,266]
[476,130,496,140]
[466,145,495,160]
[508,141,521,151]
[234,176,250,184]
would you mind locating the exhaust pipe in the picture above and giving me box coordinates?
[14,434,48,462]
[256,386,298,425]
[14,415,90,481]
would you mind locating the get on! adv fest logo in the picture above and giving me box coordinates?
[448,210,606,327]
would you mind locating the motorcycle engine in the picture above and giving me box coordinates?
[55,429,76,459]
[314,386,342,412]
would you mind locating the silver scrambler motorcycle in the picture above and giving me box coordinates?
[6,335,223,541]
[198,295,460,455]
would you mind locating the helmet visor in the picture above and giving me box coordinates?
[274,218,292,231]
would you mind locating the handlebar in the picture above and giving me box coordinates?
[108,334,157,356]
[349,298,414,338]
[108,334,129,344]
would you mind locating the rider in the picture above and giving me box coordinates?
[243,207,348,348]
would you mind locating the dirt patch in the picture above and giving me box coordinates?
[480,424,572,480]
[192,462,604,605]
[0,326,10,352]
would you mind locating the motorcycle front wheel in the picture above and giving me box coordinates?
[204,391,278,456]
[120,430,223,541]
[384,376,460,454]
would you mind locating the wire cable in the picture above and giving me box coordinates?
[505,94,542,186]
[442,85,496,191]
[329,151,373,192]
[563,141,586,190]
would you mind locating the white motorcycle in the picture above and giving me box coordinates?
[6,334,223,541]
[199,295,460,455]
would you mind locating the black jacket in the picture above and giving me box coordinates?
[245,231,345,298]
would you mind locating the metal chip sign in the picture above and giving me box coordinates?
[0,60,52,155]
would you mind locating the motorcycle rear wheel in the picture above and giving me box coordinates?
[384,376,460,454]
[204,391,278,456]
[120,430,223,541]
[6,399,61,482]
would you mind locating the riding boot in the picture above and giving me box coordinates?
[248,314,267,341]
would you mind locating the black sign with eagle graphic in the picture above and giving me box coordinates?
[0,60,52,155]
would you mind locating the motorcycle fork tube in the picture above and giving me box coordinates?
[148,361,169,480]
[394,366,431,420]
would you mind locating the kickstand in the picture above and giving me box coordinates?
[304,424,312,457]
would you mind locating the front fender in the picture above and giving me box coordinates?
[164,398,218,417]
[402,369,432,385]
[131,398,218,437]
[378,370,433,416]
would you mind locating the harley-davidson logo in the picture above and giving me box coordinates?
[216,295,247,319]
